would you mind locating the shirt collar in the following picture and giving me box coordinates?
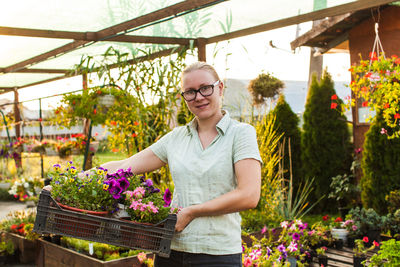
[186,110,230,136]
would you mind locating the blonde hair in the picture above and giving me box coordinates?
[181,61,220,82]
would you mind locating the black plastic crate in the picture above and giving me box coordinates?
[33,190,176,257]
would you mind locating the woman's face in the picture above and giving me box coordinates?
[181,69,223,121]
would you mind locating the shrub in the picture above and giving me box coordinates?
[270,94,302,192]
[361,110,400,214]
[301,71,352,212]
[386,190,400,214]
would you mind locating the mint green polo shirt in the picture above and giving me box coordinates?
[149,110,262,254]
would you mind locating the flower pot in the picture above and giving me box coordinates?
[287,256,297,266]
[353,255,366,267]
[367,229,381,247]
[331,228,349,243]
[318,255,328,266]
[334,239,344,250]
[347,236,356,248]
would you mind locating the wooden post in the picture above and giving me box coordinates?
[197,38,207,62]
[82,73,93,170]
[13,88,22,171]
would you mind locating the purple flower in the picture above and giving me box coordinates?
[277,244,286,253]
[117,177,130,191]
[108,179,123,199]
[292,232,300,241]
[298,223,307,231]
[144,179,153,187]
[266,247,272,257]
[163,188,172,207]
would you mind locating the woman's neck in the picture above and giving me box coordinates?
[196,110,224,133]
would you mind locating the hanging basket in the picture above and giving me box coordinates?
[98,95,115,108]
[89,141,99,153]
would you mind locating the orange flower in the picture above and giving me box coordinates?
[394,113,400,119]
[384,103,390,109]
[111,148,119,152]
[395,58,400,65]
[132,133,137,138]
[331,103,338,109]
[369,52,378,61]
[331,94,338,100]
[110,120,117,126]
[134,121,139,126]
[97,90,102,95]
[361,86,368,93]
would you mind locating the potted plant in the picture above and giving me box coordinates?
[48,163,130,213]
[353,237,378,267]
[330,216,348,246]
[368,238,400,266]
[382,209,400,241]
[347,54,400,138]
[348,207,384,246]
[316,246,328,266]
[329,159,360,217]
[7,176,43,203]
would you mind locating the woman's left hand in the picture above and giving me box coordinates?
[175,206,195,232]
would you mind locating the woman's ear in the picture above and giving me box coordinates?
[218,81,224,96]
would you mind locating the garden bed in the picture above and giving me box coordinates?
[3,232,38,264]
[36,239,152,267]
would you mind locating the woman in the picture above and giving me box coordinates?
[58,62,261,266]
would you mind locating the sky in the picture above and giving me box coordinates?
[1,24,352,111]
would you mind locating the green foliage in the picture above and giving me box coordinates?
[177,100,194,126]
[386,190,400,214]
[0,238,14,256]
[275,177,323,221]
[369,239,400,266]
[271,94,302,192]
[241,114,283,231]
[383,209,400,238]
[348,207,384,235]
[361,110,400,214]
[301,70,352,212]
[248,73,284,105]
[328,158,360,207]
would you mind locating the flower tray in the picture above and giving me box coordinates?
[33,190,176,257]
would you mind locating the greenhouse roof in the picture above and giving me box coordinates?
[0,0,396,94]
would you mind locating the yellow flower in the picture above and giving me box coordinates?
[103,184,109,190]
[97,169,104,175]
[97,179,102,185]
[69,178,74,183]
[70,168,77,175]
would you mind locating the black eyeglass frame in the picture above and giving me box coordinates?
[180,80,220,101]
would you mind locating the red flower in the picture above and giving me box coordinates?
[395,113,400,119]
[93,109,97,115]
[384,103,390,109]
[395,58,400,65]
[110,121,117,126]
[322,215,329,221]
[11,224,17,231]
[331,94,338,100]
[132,133,137,138]
[364,72,372,78]
[97,90,102,95]
[331,103,338,109]
[363,236,369,243]
[373,240,380,247]
[369,52,378,61]
[134,121,139,126]
[334,217,343,222]
[361,86,368,93]
[362,101,368,107]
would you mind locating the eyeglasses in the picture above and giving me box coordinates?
[181,80,220,101]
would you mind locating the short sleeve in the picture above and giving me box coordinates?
[149,130,175,163]
[232,123,262,164]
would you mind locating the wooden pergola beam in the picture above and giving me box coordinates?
[0,68,71,74]
[0,45,188,94]
[207,0,396,44]
[289,13,352,50]
[0,26,194,45]
[2,0,222,74]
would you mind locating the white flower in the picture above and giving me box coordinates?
[280,221,289,228]
[24,182,29,188]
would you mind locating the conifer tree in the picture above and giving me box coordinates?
[271,94,302,190]
[301,71,352,212]
[361,111,400,214]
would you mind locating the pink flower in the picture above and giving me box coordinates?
[243,256,253,267]
[352,225,358,231]
[288,241,298,252]
[249,249,262,260]
[381,128,388,135]
[261,226,267,234]
[137,252,147,263]
[133,187,145,198]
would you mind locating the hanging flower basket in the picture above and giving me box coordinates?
[347,54,400,138]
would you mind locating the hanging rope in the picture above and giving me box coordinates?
[370,7,385,64]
